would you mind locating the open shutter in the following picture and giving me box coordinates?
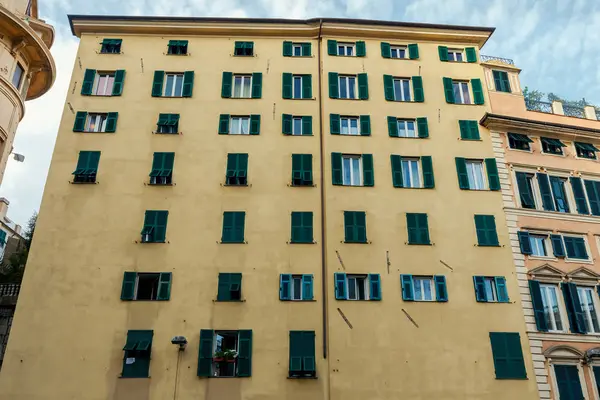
[551,234,565,257]
[251,72,262,98]
[154,211,168,242]
[472,79,484,104]
[73,111,87,132]
[585,180,600,216]
[412,76,424,102]
[416,117,428,138]
[105,112,118,133]
[120,272,136,300]
[387,117,397,137]
[328,72,339,99]
[383,75,394,101]
[421,156,434,189]
[249,115,261,135]
[562,282,587,334]
[197,330,214,377]
[473,276,487,302]
[282,73,292,99]
[218,114,230,134]
[152,70,165,97]
[362,154,374,187]
[302,116,312,135]
[570,177,589,214]
[408,44,419,59]
[328,114,341,135]
[537,173,556,211]
[443,77,455,103]
[357,73,369,100]
[465,47,477,63]
[515,172,535,208]
[327,40,337,55]
[221,72,233,98]
[356,41,366,57]
[112,69,126,96]
[157,272,172,300]
[400,275,414,301]
[81,69,96,95]
[380,42,391,58]
[438,46,449,61]
[334,272,347,300]
[517,231,532,255]
[237,330,252,377]
[529,280,548,332]
[280,274,292,300]
[495,277,509,302]
[485,158,500,191]
[87,151,101,173]
[359,115,371,136]
[368,274,381,300]
[455,158,469,189]
[390,155,403,188]
[282,114,292,135]
[302,75,312,99]
[434,276,448,302]
[283,41,293,56]
[302,274,314,300]
[182,71,194,97]
[331,152,342,185]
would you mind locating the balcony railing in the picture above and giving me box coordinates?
[562,105,585,119]
[0,284,20,298]
[480,55,515,65]
[525,99,552,114]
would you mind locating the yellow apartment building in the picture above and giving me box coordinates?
[482,58,600,399]
[0,16,539,399]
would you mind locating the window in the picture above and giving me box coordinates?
[508,133,532,151]
[492,70,511,93]
[537,173,575,213]
[453,81,471,104]
[443,77,483,104]
[563,235,589,260]
[152,71,194,98]
[120,272,172,301]
[338,75,356,99]
[225,153,249,186]
[391,155,434,189]
[140,210,168,243]
[406,213,430,245]
[397,119,416,137]
[585,179,600,216]
[100,38,122,54]
[456,158,499,191]
[466,160,485,190]
[330,114,370,136]
[554,365,584,399]
[156,114,179,134]
[149,152,174,185]
[549,176,570,213]
[167,40,188,55]
[473,276,509,303]
[342,155,362,186]
[515,172,536,209]
[390,45,407,59]
[283,41,311,57]
[575,142,599,160]
[289,331,316,378]
[343,211,367,243]
[447,49,464,62]
[85,113,108,133]
[577,286,600,333]
[401,158,421,188]
[197,329,252,378]
[0,231,6,248]
[293,117,302,135]
[539,284,564,331]
[329,73,368,100]
[93,72,115,96]
[334,272,381,300]
[387,117,428,138]
[413,277,434,301]
[291,154,313,186]
[458,120,480,140]
[233,74,252,98]
[121,330,153,378]
[280,274,313,300]
[541,137,565,155]
[400,275,447,302]
[489,332,527,379]
[474,215,499,246]
[383,75,423,102]
[11,63,23,89]
[221,211,245,243]
[381,42,419,59]
[340,117,359,135]
[519,231,566,257]
[164,73,184,97]
[72,151,100,184]
[393,78,411,102]
[337,42,355,56]
[332,153,373,186]
[290,211,313,243]
[217,273,242,301]
[230,117,250,135]
[282,115,312,136]
[234,41,254,56]
[219,115,260,135]
[529,234,549,257]
[74,111,118,133]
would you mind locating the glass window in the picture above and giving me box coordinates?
[413,277,433,301]
[466,160,485,190]
[448,50,464,62]
[293,76,303,99]
[291,276,303,300]
[338,76,356,99]
[401,158,421,188]
[342,155,362,186]
[577,287,600,333]
[529,235,548,257]
[541,139,564,155]
[549,176,570,213]
[94,72,115,96]
[293,44,302,56]
[292,117,303,136]
[397,120,416,137]
[508,135,531,151]
[340,117,359,135]
[233,75,252,98]
[393,78,411,101]
[484,277,497,302]
[347,275,367,300]
[540,284,564,332]
[11,63,24,89]
[164,73,184,97]
[85,113,108,133]
[390,46,407,59]
[453,81,471,104]
[337,43,354,56]
[230,117,250,135]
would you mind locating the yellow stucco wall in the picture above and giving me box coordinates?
[0,20,539,400]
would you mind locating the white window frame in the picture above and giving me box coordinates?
[346,274,369,300]
[539,283,567,333]
[229,116,250,135]
[560,233,592,263]
[465,159,487,190]
[290,275,304,301]
[528,232,553,259]
[453,80,472,104]
[292,117,303,136]
[341,155,363,186]
[413,276,434,301]
[163,73,185,97]
[340,116,360,136]
[447,49,464,62]
[577,286,600,333]
[393,77,411,101]
[397,119,417,138]
[84,113,108,133]
[338,75,357,99]
[93,71,115,96]
[232,74,252,99]
[337,43,355,56]
[401,157,422,188]
[292,75,303,99]
[483,277,498,302]
[390,45,407,59]
[292,44,303,57]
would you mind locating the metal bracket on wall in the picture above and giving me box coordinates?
[337,308,353,329]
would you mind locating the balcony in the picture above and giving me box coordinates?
[525,99,598,121]
[480,54,515,66]
[0,284,20,306]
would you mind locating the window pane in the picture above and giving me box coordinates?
[339,77,348,98]
[456,53,463,62]
[293,46,302,56]
[12,64,23,88]
[105,75,115,95]
[411,161,421,188]
[461,83,471,104]
[233,76,242,97]
[242,77,251,97]
[338,45,344,55]
[346,47,353,56]
[547,287,563,331]
[393,80,401,100]
[484,278,496,301]
[348,277,356,299]
[466,161,484,189]
[391,48,398,58]
[348,77,355,99]
[293,277,302,300]
[414,280,422,300]
[343,158,351,185]
[530,236,547,256]
[174,75,183,96]
[293,118,302,135]
[165,75,174,96]
[293,76,302,99]
[350,119,358,135]
[453,83,462,104]
[402,80,411,101]
[399,49,406,58]
[422,279,432,301]
[357,278,366,299]
[406,121,415,137]
[402,160,411,187]
[341,118,349,135]
[240,118,249,135]
[351,158,360,186]
[100,115,107,132]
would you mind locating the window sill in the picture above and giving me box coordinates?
[449,103,483,106]
[389,136,426,139]
[284,55,314,58]
[459,138,482,141]
[494,377,528,381]
[223,184,249,187]
[575,155,598,161]
[99,52,123,55]
[406,242,432,246]
[540,151,565,157]
[152,131,182,135]
[287,375,318,379]
[146,182,174,186]
[384,58,418,61]
[343,241,370,244]
[283,134,313,137]
[80,131,113,134]
[280,299,317,302]
[70,181,98,184]
[140,241,166,244]
[476,244,501,247]
[386,100,420,103]
[165,53,190,56]
[220,241,247,244]
[232,54,255,57]
[565,258,593,264]
[289,240,316,244]
[214,299,245,303]
[528,255,556,261]
[289,183,316,188]
[507,147,533,153]
[393,186,432,189]
[284,97,316,101]
[331,98,367,101]
[119,375,150,379]
[225,97,260,100]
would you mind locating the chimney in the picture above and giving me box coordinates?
[0,198,9,221]
[14,224,22,235]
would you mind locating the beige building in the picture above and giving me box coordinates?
[482,58,600,399]
[0,16,539,399]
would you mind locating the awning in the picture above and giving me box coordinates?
[575,142,600,152]
[508,133,533,143]
[541,137,566,147]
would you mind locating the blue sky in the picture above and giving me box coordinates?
[2,0,599,226]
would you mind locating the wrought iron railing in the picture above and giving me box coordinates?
[480,55,515,65]
[525,99,552,114]
[0,284,20,297]
[562,105,585,118]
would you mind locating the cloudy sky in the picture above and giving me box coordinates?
[2,0,599,226]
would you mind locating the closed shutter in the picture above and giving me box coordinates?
[495,277,509,302]
[500,71,511,93]
[182,71,194,97]
[283,41,293,56]
[362,154,374,187]
[434,276,448,302]
[302,116,312,135]
[359,115,371,136]
[302,75,312,99]
[120,272,137,300]
[251,72,262,98]
[302,331,316,374]
[249,115,261,135]
[221,71,232,98]
[368,274,381,300]
[356,41,366,57]
[218,114,230,134]
[472,79,484,104]
[282,114,292,135]
[465,47,477,63]
[105,112,118,133]
[455,158,469,189]
[475,215,499,246]
[328,72,339,99]
[537,173,556,211]
[222,212,245,243]
[387,117,398,137]
[562,282,587,334]
[473,276,487,302]
[529,280,548,332]
[416,117,428,138]
[152,70,165,97]
[489,332,527,379]
[331,152,343,185]
[515,172,535,208]
[585,180,600,216]
[485,158,500,191]
[280,274,292,300]
[217,273,231,301]
[570,177,589,214]
[291,211,313,243]
[111,70,126,96]
[406,213,429,245]
[73,111,87,132]
[282,73,292,99]
[289,331,303,373]
[330,114,340,135]
[81,69,96,95]
[355,212,367,243]
[517,231,532,255]
[555,365,585,400]
[380,42,391,58]
[408,44,419,59]
[438,46,449,61]
[334,272,347,300]
[157,272,172,300]
[390,155,403,188]
[357,73,369,100]
[459,120,480,140]
[400,275,414,301]
[551,234,566,257]
[302,274,314,300]
[421,156,435,188]
[237,330,252,377]
[442,77,455,103]
[153,211,168,242]
[197,330,214,377]
[327,40,337,56]
[383,75,394,101]
[344,211,356,243]
[412,76,424,102]
[302,43,311,56]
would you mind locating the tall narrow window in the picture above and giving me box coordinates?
[12,63,24,89]
[549,176,570,213]
[515,172,536,209]
[492,70,511,93]
[164,73,184,97]
[292,117,303,135]
[466,160,485,190]
[539,284,564,332]
[401,158,421,188]
[338,76,356,99]
[577,287,600,333]
[233,75,252,98]
[453,81,471,104]
[393,78,411,101]
[94,72,115,96]
[342,156,362,186]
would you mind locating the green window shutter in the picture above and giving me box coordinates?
[438,46,449,61]
[474,215,499,246]
[73,151,100,176]
[383,75,394,101]
[150,153,164,177]
[154,211,168,242]
[537,173,555,211]
[455,157,469,189]
[182,71,194,97]
[280,274,292,300]
[302,116,312,135]
[238,154,248,182]
[157,272,172,300]
[401,275,414,301]
[585,180,600,216]
[282,114,292,135]
[529,280,549,332]
[302,75,312,99]
[492,70,511,93]
[197,330,214,377]
[289,331,303,374]
[501,71,511,93]
[329,114,340,135]
[112,69,126,96]
[237,330,252,377]
[551,234,566,257]
[302,274,314,300]
[489,332,527,379]
[221,72,232,98]
[570,177,589,214]
[356,41,366,57]
[416,117,428,138]
[151,70,165,97]
[73,111,87,132]
[251,72,262,98]
[495,277,509,302]
[434,276,448,302]
[408,44,419,59]
[357,73,369,100]
[421,156,434,188]
[515,172,535,208]
[282,73,292,99]
[217,273,231,300]
[459,120,479,140]
[471,79,484,104]
[334,272,347,300]
[356,212,367,243]
[362,154,374,187]
[302,331,316,374]
[443,77,455,103]
[390,155,403,188]
[517,231,532,255]
[380,42,391,58]
[387,116,398,137]
[218,114,230,134]
[291,154,311,186]
[469,121,480,139]
[473,276,487,302]
[105,112,118,133]
[283,41,293,56]
[249,115,261,135]
[121,330,153,378]
[412,76,424,102]
[120,272,137,300]
[302,43,311,56]
[406,213,430,245]
[562,282,587,334]
[327,40,337,55]
[485,158,500,190]
[331,152,343,185]
[328,72,339,99]
[368,274,381,300]
[81,69,96,95]
[291,211,313,243]
[359,115,371,136]
[221,211,245,243]
[465,47,477,63]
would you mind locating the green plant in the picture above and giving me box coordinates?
[214,349,237,360]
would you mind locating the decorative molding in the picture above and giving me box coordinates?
[566,267,600,284]
[544,345,585,359]
[530,332,600,343]
[505,207,600,224]
[529,264,566,282]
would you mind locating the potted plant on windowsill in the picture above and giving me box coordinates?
[213,349,238,363]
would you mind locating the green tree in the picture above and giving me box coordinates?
[0,212,37,283]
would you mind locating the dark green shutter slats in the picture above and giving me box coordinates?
[221,211,245,243]
[197,329,214,377]
[585,180,600,216]
[149,152,174,177]
[249,115,261,135]
[551,234,566,257]
[344,211,366,243]
[408,44,419,59]
[465,47,477,63]
[362,154,374,187]
[359,115,371,136]
[358,73,369,100]
[422,156,435,188]
[537,173,556,211]
[474,215,499,246]
[157,272,172,300]
[368,274,381,300]
[485,158,500,191]
[283,41,293,56]
[120,272,136,300]
[73,151,100,176]
[515,172,535,208]
[289,331,315,376]
[330,114,340,135]
[291,211,313,243]
[412,76,424,102]
[380,42,391,58]
[105,112,118,133]
[383,74,394,101]
[327,40,337,56]
[438,46,449,61]
[489,332,527,379]
[290,153,312,186]
[280,274,292,300]
[302,116,312,135]
[218,114,230,134]
[493,70,511,93]
[302,75,312,99]
[529,280,548,332]
[302,275,314,300]
[331,152,342,185]
[73,111,87,132]
[518,231,532,255]
[282,114,292,135]
[302,43,311,56]
[495,277,509,303]
[443,77,455,104]
[112,70,126,96]
[455,157,469,189]
[570,177,589,214]
[459,120,480,140]
[251,72,262,98]
[472,79,484,105]
[401,275,414,301]
[387,117,397,137]
[556,365,585,399]
[473,276,487,302]
[152,70,165,97]
[356,41,366,57]
[562,282,587,334]
[406,213,430,245]
[282,73,292,99]
[334,272,347,300]
[237,330,252,377]
[416,117,428,138]
[434,276,448,302]
[329,72,339,99]
[81,69,96,95]
[221,71,232,98]
[182,71,194,97]
[390,155,403,188]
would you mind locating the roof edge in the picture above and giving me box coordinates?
[480,113,600,135]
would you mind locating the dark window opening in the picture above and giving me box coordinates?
[214,331,238,377]
[575,142,598,160]
[100,39,122,54]
[73,173,96,184]
[135,273,160,300]
[150,176,172,185]
[508,133,532,151]
[541,137,565,155]
[234,42,254,56]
